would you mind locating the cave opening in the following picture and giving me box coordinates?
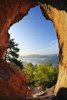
[0,0,67,99]
[8,6,59,96]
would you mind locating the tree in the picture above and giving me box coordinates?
[4,39,23,70]
[33,63,58,89]
[23,62,58,89]
[23,63,35,85]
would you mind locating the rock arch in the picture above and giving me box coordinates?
[0,0,67,98]
[38,0,67,95]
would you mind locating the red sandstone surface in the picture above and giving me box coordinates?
[0,60,32,99]
[0,0,37,99]
[0,0,67,99]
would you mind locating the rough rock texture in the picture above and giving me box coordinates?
[38,0,67,95]
[0,0,37,59]
[0,0,37,99]
[0,60,32,99]
[0,0,67,98]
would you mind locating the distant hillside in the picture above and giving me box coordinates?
[19,54,59,67]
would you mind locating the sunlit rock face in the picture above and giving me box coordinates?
[0,0,37,99]
[38,0,67,95]
[0,0,67,98]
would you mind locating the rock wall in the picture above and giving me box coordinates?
[0,60,32,99]
[0,0,37,99]
[0,0,37,60]
[0,0,67,98]
[38,0,67,95]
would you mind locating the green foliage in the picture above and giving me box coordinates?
[4,39,23,70]
[23,63,58,89]
[23,63,34,85]
[33,63,58,89]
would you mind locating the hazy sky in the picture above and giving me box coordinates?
[9,6,59,56]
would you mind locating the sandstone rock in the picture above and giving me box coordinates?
[0,0,67,98]
[38,0,67,95]
[0,0,37,98]
[0,60,32,99]
[0,0,37,59]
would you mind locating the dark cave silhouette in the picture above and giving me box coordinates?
[38,0,67,12]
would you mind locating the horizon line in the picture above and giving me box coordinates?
[19,53,59,57]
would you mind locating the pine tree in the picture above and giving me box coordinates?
[4,39,23,70]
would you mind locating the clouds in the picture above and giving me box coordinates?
[40,39,59,55]
[50,39,58,44]
[43,40,59,55]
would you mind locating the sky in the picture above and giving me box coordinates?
[9,6,59,56]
